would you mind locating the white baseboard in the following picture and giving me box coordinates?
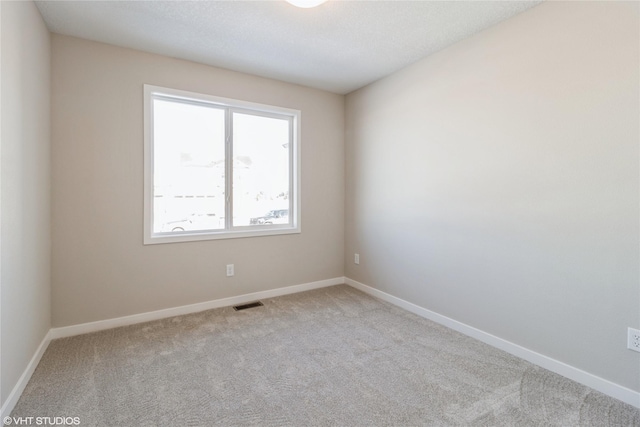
[0,331,52,419]
[7,276,636,417]
[345,277,640,409]
[50,277,344,340]
[3,277,343,416]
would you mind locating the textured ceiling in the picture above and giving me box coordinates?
[35,0,542,94]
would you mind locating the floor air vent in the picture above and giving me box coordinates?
[233,301,264,311]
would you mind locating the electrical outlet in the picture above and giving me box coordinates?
[628,327,640,352]
[354,253,360,265]
[226,264,234,277]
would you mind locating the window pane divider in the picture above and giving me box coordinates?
[225,108,233,231]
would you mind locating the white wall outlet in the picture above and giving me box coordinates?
[354,253,360,265]
[628,327,640,352]
[226,264,234,277]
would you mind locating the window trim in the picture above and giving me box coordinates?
[143,84,301,245]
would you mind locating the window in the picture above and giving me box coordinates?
[144,85,300,244]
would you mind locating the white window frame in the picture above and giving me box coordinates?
[144,85,301,245]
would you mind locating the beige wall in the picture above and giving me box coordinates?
[345,1,639,392]
[51,35,344,327]
[0,1,51,407]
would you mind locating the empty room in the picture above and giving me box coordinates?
[1,0,639,425]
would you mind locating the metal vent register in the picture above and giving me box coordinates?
[233,301,264,311]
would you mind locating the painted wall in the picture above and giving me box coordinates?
[51,35,344,327]
[0,1,51,408]
[345,1,639,392]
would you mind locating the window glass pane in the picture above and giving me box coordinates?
[153,99,225,233]
[232,113,290,227]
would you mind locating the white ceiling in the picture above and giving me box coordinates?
[35,0,542,94]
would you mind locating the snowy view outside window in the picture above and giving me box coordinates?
[232,113,290,227]
[153,100,226,233]
[145,85,299,243]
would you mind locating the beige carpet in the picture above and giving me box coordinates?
[12,285,640,426]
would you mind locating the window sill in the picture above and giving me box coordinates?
[144,226,301,245]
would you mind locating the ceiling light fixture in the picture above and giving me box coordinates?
[286,0,327,8]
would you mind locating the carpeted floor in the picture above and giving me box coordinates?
[11,285,640,426]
